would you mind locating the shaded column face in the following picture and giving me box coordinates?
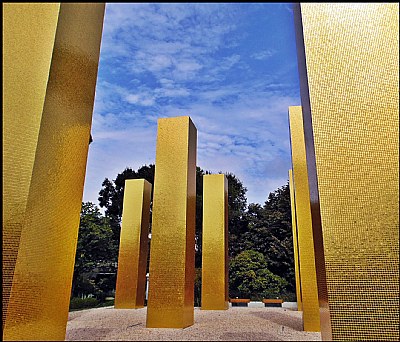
[115,179,152,309]
[201,174,229,310]
[289,169,302,312]
[146,116,197,328]
[294,3,399,341]
[288,106,321,332]
[3,3,105,340]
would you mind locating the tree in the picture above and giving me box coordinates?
[98,164,155,244]
[71,202,115,299]
[224,173,248,257]
[98,164,207,267]
[229,250,288,300]
[238,183,295,293]
[77,166,296,303]
[97,165,249,267]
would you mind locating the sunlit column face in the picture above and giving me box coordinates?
[294,3,399,341]
[2,3,61,330]
[146,116,197,328]
[3,3,105,341]
[289,106,321,332]
[201,174,229,310]
[289,169,302,312]
[115,179,152,309]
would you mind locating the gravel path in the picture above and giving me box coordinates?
[66,306,322,341]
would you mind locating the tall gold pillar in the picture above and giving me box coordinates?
[115,179,152,309]
[201,174,229,310]
[146,116,197,328]
[3,3,61,328]
[3,3,105,340]
[294,3,399,340]
[289,106,320,332]
[289,169,302,312]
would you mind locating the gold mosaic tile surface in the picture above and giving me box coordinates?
[289,169,302,312]
[3,4,104,340]
[295,4,399,340]
[146,116,197,328]
[201,174,229,310]
[289,106,321,332]
[2,3,61,329]
[115,179,152,309]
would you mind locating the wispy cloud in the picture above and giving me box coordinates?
[251,49,276,60]
[84,3,301,206]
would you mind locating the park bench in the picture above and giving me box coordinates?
[229,298,251,307]
[262,299,283,307]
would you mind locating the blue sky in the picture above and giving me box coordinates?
[83,3,301,206]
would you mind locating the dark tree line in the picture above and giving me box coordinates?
[71,164,295,303]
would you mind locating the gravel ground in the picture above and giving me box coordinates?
[66,305,322,341]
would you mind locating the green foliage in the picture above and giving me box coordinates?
[71,202,116,301]
[194,268,202,307]
[69,297,99,310]
[96,299,115,308]
[98,165,155,244]
[229,250,288,300]
[224,173,248,258]
[237,183,295,293]
[74,165,296,304]
[75,202,115,269]
[97,165,248,269]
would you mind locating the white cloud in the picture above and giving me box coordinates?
[83,3,301,206]
[251,49,276,60]
[125,93,156,107]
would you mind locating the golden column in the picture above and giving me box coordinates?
[288,106,320,332]
[115,179,152,309]
[294,4,399,340]
[201,174,229,310]
[3,3,104,340]
[289,169,302,311]
[146,116,197,328]
[3,3,61,328]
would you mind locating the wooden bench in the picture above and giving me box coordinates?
[229,298,251,307]
[262,299,283,307]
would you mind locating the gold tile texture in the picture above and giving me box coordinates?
[3,4,105,340]
[289,106,321,332]
[115,179,152,309]
[2,3,61,328]
[295,4,399,340]
[289,169,303,312]
[146,116,197,328]
[201,174,229,310]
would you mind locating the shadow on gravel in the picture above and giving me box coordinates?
[66,328,113,341]
[249,310,303,331]
[219,332,284,341]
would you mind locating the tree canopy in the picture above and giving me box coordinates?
[71,202,116,300]
[97,165,249,268]
[229,250,288,300]
[73,165,296,304]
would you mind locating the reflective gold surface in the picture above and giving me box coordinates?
[289,106,320,332]
[295,3,399,340]
[115,179,152,309]
[146,116,197,328]
[2,3,61,328]
[289,169,302,312]
[201,174,229,310]
[3,3,105,340]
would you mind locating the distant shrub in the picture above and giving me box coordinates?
[194,268,202,307]
[97,299,114,308]
[229,250,288,300]
[281,291,297,302]
[69,297,99,310]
